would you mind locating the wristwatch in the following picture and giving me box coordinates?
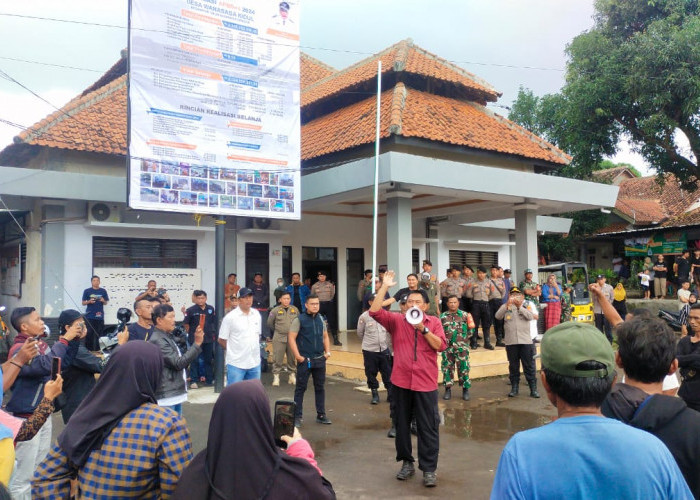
[422,326,430,334]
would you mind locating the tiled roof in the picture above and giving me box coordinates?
[6,43,567,168]
[15,75,127,156]
[594,222,630,235]
[615,198,666,224]
[301,39,500,110]
[591,166,635,184]
[300,53,335,90]
[302,82,570,165]
[661,206,700,228]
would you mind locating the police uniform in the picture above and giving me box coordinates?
[495,298,538,396]
[440,309,474,399]
[440,277,461,312]
[488,276,506,345]
[311,279,340,345]
[460,276,475,314]
[266,304,300,379]
[470,279,495,349]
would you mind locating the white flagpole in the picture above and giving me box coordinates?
[372,61,382,285]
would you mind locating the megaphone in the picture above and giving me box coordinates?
[405,306,424,325]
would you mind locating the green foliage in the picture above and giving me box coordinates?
[509,1,700,188]
[589,268,620,286]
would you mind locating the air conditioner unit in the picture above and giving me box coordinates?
[88,202,122,223]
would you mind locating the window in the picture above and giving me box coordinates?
[449,250,498,269]
[412,249,420,274]
[93,237,197,268]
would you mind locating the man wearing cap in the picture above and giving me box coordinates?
[422,260,437,283]
[491,322,692,499]
[272,1,294,26]
[495,287,539,398]
[502,269,512,304]
[469,267,496,350]
[370,271,447,487]
[518,269,541,307]
[267,291,299,387]
[460,266,475,315]
[420,272,440,316]
[312,271,341,346]
[488,266,506,347]
[439,269,459,312]
[440,295,474,401]
[592,274,614,343]
[602,317,700,497]
[218,287,263,385]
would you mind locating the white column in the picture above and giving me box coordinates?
[386,189,413,295]
[514,204,539,279]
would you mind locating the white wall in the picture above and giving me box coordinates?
[62,221,216,322]
[435,223,512,272]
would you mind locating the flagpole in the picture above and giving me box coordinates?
[372,61,382,285]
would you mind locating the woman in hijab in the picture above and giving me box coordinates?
[173,379,335,500]
[32,341,193,499]
[612,282,627,320]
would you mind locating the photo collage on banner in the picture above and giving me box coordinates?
[128,0,301,219]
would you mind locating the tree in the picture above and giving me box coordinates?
[561,0,700,189]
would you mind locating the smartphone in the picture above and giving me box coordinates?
[50,357,61,381]
[198,314,206,330]
[273,399,296,448]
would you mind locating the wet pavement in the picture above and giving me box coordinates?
[52,373,557,499]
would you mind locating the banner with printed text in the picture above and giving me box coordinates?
[128,0,300,218]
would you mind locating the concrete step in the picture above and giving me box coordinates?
[325,343,541,382]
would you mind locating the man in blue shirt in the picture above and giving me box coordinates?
[81,275,109,351]
[491,322,692,500]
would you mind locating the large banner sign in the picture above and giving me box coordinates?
[128,0,300,219]
[624,231,687,256]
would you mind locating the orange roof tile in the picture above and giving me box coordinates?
[615,198,666,224]
[301,39,500,110]
[301,83,569,165]
[591,166,636,184]
[16,75,127,156]
[300,53,335,90]
[594,222,631,235]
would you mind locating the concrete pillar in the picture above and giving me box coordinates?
[514,204,538,280]
[385,189,413,295]
[41,204,65,317]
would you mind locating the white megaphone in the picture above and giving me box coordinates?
[405,306,424,325]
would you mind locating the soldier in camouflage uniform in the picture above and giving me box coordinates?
[518,269,541,306]
[560,283,573,322]
[440,295,474,401]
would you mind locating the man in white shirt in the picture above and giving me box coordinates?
[218,287,262,385]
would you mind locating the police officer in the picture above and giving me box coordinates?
[495,287,539,398]
[312,271,341,346]
[469,266,496,350]
[440,295,474,401]
[488,266,506,347]
[267,291,300,386]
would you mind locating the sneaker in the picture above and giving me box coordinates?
[272,374,280,387]
[288,373,296,385]
[423,471,437,487]
[396,460,415,480]
[316,414,332,425]
[190,382,199,389]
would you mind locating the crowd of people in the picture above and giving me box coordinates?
[2,258,700,498]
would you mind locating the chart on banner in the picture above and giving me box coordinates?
[128,0,300,219]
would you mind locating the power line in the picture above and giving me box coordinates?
[0,56,104,73]
[0,11,565,73]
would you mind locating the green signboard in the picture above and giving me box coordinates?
[625,232,687,256]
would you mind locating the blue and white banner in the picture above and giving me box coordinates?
[128,0,300,218]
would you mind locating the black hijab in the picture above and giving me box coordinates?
[173,380,335,500]
[57,340,163,466]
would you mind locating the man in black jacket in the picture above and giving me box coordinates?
[148,304,203,416]
[602,317,700,498]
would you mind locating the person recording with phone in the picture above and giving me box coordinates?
[5,307,82,500]
[54,310,104,424]
[173,380,335,499]
[148,304,203,416]
[369,270,447,488]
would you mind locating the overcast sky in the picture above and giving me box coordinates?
[0,0,649,171]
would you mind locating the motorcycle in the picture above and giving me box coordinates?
[658,309,683,332]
